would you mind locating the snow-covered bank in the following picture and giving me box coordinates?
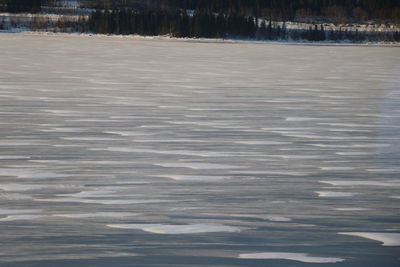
[1,31,399,47]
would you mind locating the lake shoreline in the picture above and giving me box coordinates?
[2,30,400,47]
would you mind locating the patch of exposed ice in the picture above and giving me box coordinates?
[0,141,45,146]
[0,209,42,215]
[334,208,370,211]
[339,232,400,246]
[238,252,344,263]
[106,223,240,234]
[336,152,372,156]
[91,147,235,157]
[366,168,400,173]
[350,144,390,148]
[0,193,32,200]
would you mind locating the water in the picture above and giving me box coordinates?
[0,33,399,266]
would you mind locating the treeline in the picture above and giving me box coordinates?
[87,9,400,42]
[88,9,257,38]
[5,0,42,13]
[83,0,400,23]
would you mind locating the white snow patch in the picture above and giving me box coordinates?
[336,152,372,156]
[154,162,246,170]
[61,137,119,141]
[339,232,400,246]
[155,175,230,182]
[235,141,290,145]
[53,212,140,218]
[0,183,46,191]
[0,156,31,160]
[0,168,71,179]
[0,215,48,221]
[319,167,355,171]
[106,223,240,234]
[320,180,400,187]
[56,190,117,198]
[239,252,344,263]
[315,191,357,197]
[104,131,154,137]
[35,198,172,205]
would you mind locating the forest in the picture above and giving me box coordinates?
[83,0,400,23]
[2,0,400,42]
[5,0,42,13]
[3,0,400,23]
[85,8,400,42]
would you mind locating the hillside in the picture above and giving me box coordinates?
[1,0,399,42]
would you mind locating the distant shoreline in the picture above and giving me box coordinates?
[2,30,400,47]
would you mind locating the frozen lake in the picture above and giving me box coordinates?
[0,33,399,266]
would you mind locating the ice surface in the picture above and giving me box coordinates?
[239,252,344,263]
[339,232,400,246]
[107,223,240,234]
[0,33,399,266]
